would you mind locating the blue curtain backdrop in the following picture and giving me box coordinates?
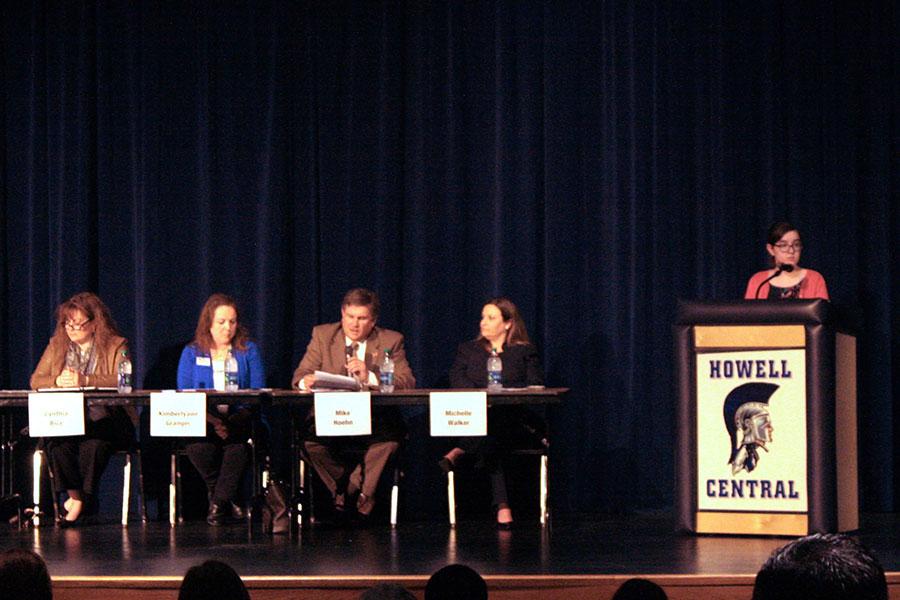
[1,2,897,515]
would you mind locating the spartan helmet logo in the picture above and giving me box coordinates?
[723,382,778,475]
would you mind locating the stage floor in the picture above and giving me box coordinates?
[3,512,899,578]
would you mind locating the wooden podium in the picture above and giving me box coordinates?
[675,300,858,535]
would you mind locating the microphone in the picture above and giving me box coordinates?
[345,343,364,389]
[345,344,355,376]
[754,264,792,299]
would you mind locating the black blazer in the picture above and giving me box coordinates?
[449,340,543,388]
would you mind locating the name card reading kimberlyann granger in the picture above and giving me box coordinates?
[150,391,206,437]
[315,392,372,436]
[430,391,487,437]
[28,392,85,437]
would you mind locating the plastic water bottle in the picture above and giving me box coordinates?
[487,348,502,391]
[117,350,133,393]
[379,349,395,393]
[225,350,239,392]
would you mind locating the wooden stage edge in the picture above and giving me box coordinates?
[54,573,900,600]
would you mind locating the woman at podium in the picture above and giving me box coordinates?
[177,293,265,526]
[744,222,829,300]
[443,297,544,528]
[29,292,135,526]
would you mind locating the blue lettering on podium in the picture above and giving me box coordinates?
[706,479,800,499]
[708,360,793,379]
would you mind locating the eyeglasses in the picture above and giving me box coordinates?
[773,241,803,252]
[64,319,92,331]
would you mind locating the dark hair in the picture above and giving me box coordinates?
[612,578,668,600]
[477,297,530,350]
[752,533,887,600]
[178,560,250,600]
[342,288,380,320]
[50,292,121,359]
[0,549,53,600]
[425,564,487,600]
[359,583,416,600]
[192,293,250,354]
[764,222,801,267]
[766,221,799,246]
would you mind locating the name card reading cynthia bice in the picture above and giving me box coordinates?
[314,392,372,436]
[150,391,206,437]
[28,392,85,437]
[429,391,487,437]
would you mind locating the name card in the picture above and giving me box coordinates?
[28,392,85,437]
[150,391,206,437]
[315,392,372,436]
[429,391,487,437]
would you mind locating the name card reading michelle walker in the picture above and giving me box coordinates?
[314,392,372,436]
[150,391,206,437]
[429,391,487,437]
[28,392,85,437]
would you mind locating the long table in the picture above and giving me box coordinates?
[1,387,568,406]
[1,387,566,526]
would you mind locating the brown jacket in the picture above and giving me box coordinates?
[30,335,136,424]
[291,323,416,389]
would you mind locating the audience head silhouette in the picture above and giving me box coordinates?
[611,578,668,600]
[178,560,250,600]
[753,533,887,600]
[0,549,52,600]
[425,564,488,600]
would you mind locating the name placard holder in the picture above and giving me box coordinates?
[315,392,372,436]
[28,392,85,437]
[429,391,487,437]
[150,391,206,437]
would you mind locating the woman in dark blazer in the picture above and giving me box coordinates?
[444,297,544,527]
[176,293,265,525]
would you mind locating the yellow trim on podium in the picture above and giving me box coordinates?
[694,325,805,349]
[696,511,808,536]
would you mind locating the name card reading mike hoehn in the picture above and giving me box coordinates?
[315,392,372,436]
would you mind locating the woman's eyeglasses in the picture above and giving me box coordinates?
[64,319,92,331]
[773,241,803,252]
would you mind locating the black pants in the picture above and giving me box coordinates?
[184,436,249,506]
[454,405,546,508]
[456,436,508,507]
[46,414,132,496]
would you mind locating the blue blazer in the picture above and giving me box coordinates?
[177,341,265,390]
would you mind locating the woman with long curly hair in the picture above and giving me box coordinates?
[30,292,135,526]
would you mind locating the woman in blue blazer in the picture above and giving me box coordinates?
[177,293,265,525]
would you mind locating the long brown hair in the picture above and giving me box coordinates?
[477,297,531,351]
[49,292,121,358]
[192,293,250,354]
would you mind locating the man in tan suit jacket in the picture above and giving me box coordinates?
[292,288,415,518]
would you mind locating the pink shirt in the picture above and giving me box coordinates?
[744,268,829,300]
